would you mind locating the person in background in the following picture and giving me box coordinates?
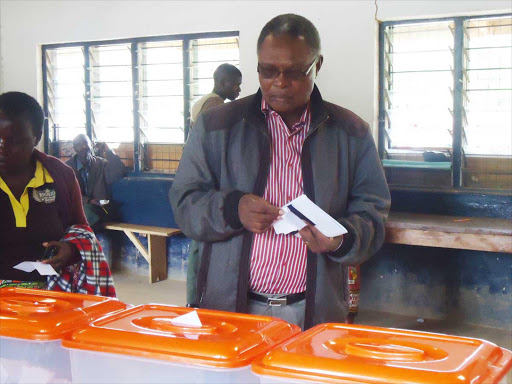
[66,134,126,228]
[170,14,390,329]
[0,91,115,296]
[190,63,242,128]
[186,63,243,306]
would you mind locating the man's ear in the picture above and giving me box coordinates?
[219,78,229,91]
[315,55,324,76]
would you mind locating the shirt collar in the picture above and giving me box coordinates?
[76,157,90,171]
[261,98,311,132]
[0,160,53,190]
[28,160,54,187]
[0,161,53,228]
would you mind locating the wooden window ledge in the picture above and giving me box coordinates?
[385,212,512,253]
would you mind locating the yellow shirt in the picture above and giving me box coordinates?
[0,161,54,228]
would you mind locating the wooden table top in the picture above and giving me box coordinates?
[386,212,512,236]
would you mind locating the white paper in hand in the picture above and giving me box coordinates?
[34,263,59,276]
[13,262,58,276]
[273,195,347,238]
[170,310,202,328]
[273,208,308,235]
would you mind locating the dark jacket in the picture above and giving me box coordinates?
[66,151,126,204]
[170,87,391,329]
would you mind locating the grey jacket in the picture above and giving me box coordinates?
[170,87,390,329]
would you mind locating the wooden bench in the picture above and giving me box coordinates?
[385,212,512,253]
[103,222,182,283]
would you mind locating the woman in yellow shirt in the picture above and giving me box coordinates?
[0,92,115,296]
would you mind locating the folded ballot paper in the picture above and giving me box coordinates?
[13,261,58,276]
[170,310,202,328]
[169,310,203,339]
[273,195,348,238]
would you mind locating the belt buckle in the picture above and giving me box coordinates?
[267,297,287,307]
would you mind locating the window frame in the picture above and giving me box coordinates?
[378,13,511,188]
[42,31,239,172]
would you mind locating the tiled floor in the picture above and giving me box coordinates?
[113,271,186,307]
[113,271,512,382]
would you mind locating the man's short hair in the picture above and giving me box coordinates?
[213,63,242,83]
[72,133,92,147]
[257,14,321,57]
[0,91,45,141]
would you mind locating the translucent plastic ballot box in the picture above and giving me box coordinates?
[61,304,301,384]
[252,323,512,384]
[0,288,127,384]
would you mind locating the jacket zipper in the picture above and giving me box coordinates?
[236,118,272,310]
[301,115,329,328]
[198,239,213,306]
[200,285,206,304]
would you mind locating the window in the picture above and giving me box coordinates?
[189,37,240,106]
[379,15,512,190]
[90,44,134,143]
[45,47,86,142]
[138,40,184,144]
[464,18,512,156]
[383,21,454,150]
[42,32,239,172]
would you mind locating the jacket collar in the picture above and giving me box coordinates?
[244,85,329,134]
[76,156,91,171]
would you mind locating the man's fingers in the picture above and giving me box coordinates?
[250,202,281,216]
[248,223,273,234]
[251,211,281,224]
[299,223,343,253]
[244,195,280,213]
[239,194,283,234]
[298,226,316,246]
[306,223,332,246]
[306,222,330,242]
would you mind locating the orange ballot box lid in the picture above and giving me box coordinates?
[252,323,512,384]
[61,304,301,368]
[0,288,127,341]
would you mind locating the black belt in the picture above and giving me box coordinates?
[248,291,306,307]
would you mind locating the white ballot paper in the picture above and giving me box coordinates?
[273,195,348,238]
[13,262,58,276]
[170,310,202,328]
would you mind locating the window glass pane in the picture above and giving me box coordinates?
[385,22,455,150]
[89,44,134,143]
[464,17,512,156]
[189,37,239,104]
[138,40,184,143]
[43,33,240,172]
[45,47,86,141]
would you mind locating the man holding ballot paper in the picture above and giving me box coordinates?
[170,14,390,329]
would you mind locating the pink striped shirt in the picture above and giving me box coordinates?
[249,99,311,294]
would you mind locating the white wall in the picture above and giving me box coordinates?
[0,0,510,134]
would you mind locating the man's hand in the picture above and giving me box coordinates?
[89,199,103,206]
[40,241,75,270]
[299,223,344,253]
[94,142,109,158]
[238,194,283,234]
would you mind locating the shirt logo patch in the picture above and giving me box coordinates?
[33,187,56,204]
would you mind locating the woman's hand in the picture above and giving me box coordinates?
[40,241,74,270]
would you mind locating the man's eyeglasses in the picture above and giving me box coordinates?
[257,57,318,81]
